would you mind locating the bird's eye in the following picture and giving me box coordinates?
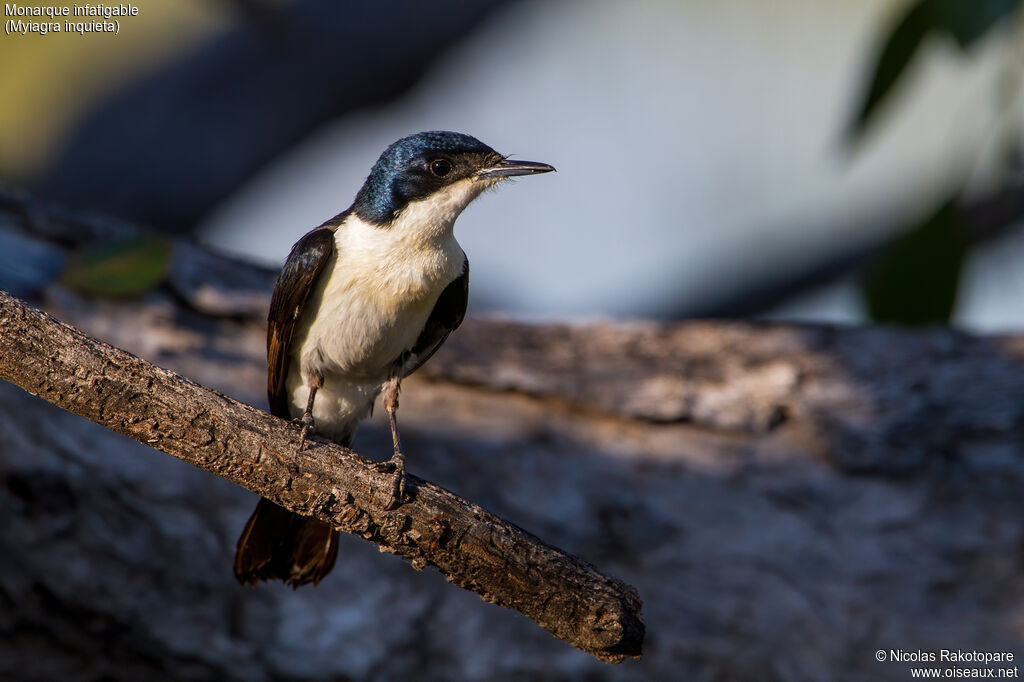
[429,158,452,177]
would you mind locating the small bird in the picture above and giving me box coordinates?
[234,131,554,587]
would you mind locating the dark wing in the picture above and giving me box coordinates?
[402,256,469,378]
[266,227,336,417]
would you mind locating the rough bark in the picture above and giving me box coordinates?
[0,288,643,664]
[3,191,1024,680]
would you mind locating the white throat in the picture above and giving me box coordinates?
[325,179,483,307]
[389,177,491,242]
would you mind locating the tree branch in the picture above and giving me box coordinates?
[9,187,1024,678]
[0,287,644,663]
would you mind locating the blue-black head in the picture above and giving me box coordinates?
[352,131,555,225]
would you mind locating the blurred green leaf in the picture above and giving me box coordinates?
[849,0,934,140]
[849,0,1021,141]
[862,199,967,325]
[932,0,1021,47]
[60,234,172,298]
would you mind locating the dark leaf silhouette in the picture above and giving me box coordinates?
[848,0,934,140]
[932,0,1020,47]
[862,198,967,324]
[849,0,1021,140]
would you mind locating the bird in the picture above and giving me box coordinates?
[233,131,554,587]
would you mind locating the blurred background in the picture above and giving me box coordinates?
[3,0,1022,328]
[3,2,1024,681]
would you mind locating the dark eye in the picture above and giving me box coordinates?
[429,158,452,177]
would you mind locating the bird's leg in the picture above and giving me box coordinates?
[296,370,323,452]
[382,373,405,510]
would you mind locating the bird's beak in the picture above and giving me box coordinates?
[476,159,556,178]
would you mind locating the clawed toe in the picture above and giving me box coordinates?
[383,472,405,510]
[293,415,315,452]
[383,451,406,510]
[372,459,397,473]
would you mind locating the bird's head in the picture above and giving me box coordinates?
[352,131,554,228]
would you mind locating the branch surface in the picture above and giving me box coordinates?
[0,288,643,663]
[7,186,1024,680]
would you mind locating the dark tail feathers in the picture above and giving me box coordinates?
[233,497,339,588]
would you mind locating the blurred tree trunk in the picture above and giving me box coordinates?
[2,191,1024,681]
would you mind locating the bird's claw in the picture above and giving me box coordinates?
[383,450,406,510]
[292,414,315,452]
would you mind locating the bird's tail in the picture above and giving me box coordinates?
[233,497,339,588]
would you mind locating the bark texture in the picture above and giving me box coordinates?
[0,289,643,664]
[2,191,1024,680]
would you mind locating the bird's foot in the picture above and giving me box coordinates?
[292,414,315,452]
[383,449,406,510]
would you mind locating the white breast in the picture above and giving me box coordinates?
[302,217,464,377]
[283,178,481,439]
